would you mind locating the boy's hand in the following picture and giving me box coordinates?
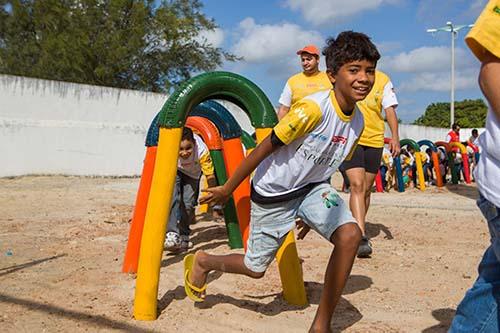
[389,136,400,157]
[199,185,230,206]
[296,219,310,240]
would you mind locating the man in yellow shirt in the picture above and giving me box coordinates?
[340,70,400,257]
[277,44,332,119]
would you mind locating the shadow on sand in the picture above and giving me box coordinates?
[422,308,456,332]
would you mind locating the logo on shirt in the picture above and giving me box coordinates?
[332,136,347,144]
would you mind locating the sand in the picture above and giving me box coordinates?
[0,175,487,332]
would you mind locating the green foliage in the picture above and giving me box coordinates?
[412,99,487,128]
[0,0,238,92]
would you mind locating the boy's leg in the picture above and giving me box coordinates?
[188,200,297,296]
[311,224,360,332]
[178,173,199,236]
[165,173,182,250]
[167,172,182,234]
[297,183,361,332]
[189,252,264,292]
[449,196,500,332]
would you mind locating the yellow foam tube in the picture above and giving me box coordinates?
[134,127,182,320]
[276,232,308,305]
[414,152,426,191]
[198,176,209,214]
[255,127,307,306]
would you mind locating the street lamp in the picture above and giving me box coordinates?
[426,21,473,127]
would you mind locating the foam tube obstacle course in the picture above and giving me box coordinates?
[400,139,426,191]
[450,142,471,184]
[133,71,307,321]
[122,108,245,275]
[417,140,443,188]
[435,141,459,184]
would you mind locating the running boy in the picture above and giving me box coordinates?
[164,127,217,253]
[184,31,380,333]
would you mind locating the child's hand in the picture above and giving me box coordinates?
[296,219,310,240]
[199,185,230,206]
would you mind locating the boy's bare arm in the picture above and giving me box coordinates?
[199,134,279,205]
[385,106,400,157]
[479,51,500,120]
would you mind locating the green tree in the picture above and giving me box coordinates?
[0,0,238,92]
[412,99,487,128]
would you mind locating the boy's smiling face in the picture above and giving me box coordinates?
[179,139,194,160]
[328,59,376,112]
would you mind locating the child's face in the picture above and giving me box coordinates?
[329,60,376,109]
[179,139,194,160]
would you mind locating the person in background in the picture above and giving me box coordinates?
[450,1,500,331]
[468,128,479,146]
[380,146,394,191]
[277,45,332,120]
[446,123,461,143]
[423,148,434,185]
[339,69,400,258]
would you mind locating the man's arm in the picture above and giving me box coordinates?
[385,106,400,157]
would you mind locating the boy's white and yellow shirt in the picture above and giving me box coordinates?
[253,89,364,197]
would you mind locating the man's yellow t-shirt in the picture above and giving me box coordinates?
[278,71,332,107]
[465,0,500,61]
[357,70,398,148]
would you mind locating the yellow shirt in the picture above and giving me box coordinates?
[465,0,500,60]
[278,71,332,107]
[357,70,398,148]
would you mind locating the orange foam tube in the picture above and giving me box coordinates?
[222,138,251,249]
[431,152,443,187]
[122,146,157,273]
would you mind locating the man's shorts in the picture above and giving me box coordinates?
[340,144,383,174]
[243,183,357,273]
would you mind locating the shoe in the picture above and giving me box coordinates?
[180,235,194,251]
[164,232,181,252]
[357,236,372,258]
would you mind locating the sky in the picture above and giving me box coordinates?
[196,0,487,123]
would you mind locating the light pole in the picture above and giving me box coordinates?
[427,21,473,127]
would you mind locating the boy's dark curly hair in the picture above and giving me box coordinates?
[323,31,380,74]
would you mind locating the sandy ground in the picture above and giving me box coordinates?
[0,174,488,332]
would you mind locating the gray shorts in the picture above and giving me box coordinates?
[244,183,357,273]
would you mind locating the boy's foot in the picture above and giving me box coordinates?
[357,236,372,258]
[164,232,181,252]
[185,251,209,301]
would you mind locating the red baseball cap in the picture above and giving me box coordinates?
[296,45,320,57]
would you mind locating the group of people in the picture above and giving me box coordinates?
[164,1,499,331]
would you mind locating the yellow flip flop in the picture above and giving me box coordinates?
[184,254,207,302]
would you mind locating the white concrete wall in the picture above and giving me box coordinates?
[1,75,168,176]
[0,75,256,177]
[384,123,485,144]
